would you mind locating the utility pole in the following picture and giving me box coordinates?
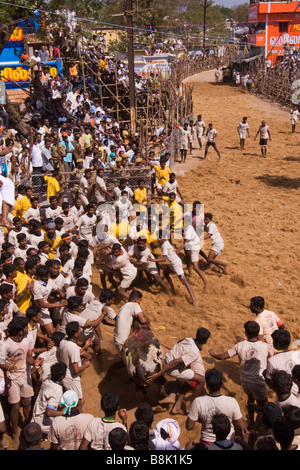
[203,0,208,54]
[126,0,136,135]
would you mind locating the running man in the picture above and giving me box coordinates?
[148,232,198,307]
[204,213,228,274]
[254,120,271,158]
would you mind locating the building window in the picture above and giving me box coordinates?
[279,22,288,34]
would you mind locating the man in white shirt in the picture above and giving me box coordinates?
[237,117,250,150]
[59,320,92,407]
[33,264,67,337]
[204,213,228,274]
[111,179,133,201]
[194,115,206,149]
[176,123,191,163]
[265,329,300,398]
[249,296,285,346]
[78,169,94,207]
[128,236,171,295]
[290,105,300,133]
[204,123,221,160]
[147,327,211,415]
[105,243,137,301]
[209,320,274,430]
[75,204,96,244]
[162,173,184,203]
[113,289,149,353]
[70,197,84,220]
[148,236,198,308]
[254,120,271,157]
[113,191,133,223]
[95,168,111,203]
[30,134,44,188]
[45,196,62,221]
[186,368,247,445]
[176,216,208,290]
[31,361,67,436]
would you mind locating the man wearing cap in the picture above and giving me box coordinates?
[72,129,84,161]
[30,50,41,68]
[48,389,94,450]
[44,221,62,259]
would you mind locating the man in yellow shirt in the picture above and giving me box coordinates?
[14,258,36,314]
[16,186,33,218]
[133,179,148,214]
[161,192,184,234]
[44,171,63,201]
[109,212,130,246]
[148,157,171,195]
[44,221,62,259]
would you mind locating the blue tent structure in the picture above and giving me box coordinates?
[0,14,62,90]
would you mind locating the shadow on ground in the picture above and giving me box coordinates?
[256,174,300,189]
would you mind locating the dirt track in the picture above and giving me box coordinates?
[80,70,300,449]
[8,69,300,450]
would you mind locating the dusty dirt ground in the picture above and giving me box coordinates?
[6,70,300,450]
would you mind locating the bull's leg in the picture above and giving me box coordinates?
[157,376,168,397]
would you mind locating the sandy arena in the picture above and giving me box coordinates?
[7,69,300,450]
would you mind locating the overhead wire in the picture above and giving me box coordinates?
[0,0,251,45]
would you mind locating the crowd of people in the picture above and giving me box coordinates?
[0,34,299,453]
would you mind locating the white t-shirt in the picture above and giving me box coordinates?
[31,378,63,433]
[207,128,217,143]
[165,337,205,375]
[227,339,273,383]
[162,240,183,269]
[31,144,43,167]
[23,207,41,222]
[45,206,63,220]
[195,120,206,136]
[113,199,133,222]
[83,417,127,450]
[76,214,96,241]
[238,122,249,138]
[184,224,200,249]
[266,349,300,396]
[59,339,82,379]
[163,180,179,196]
[60,310,88,335]
[114,302,143,348]
[128,244,157,273]
[206,221,223,246]
[258,125,270,140]
[188,394,243,443]
[4,336,34,381]
[255,310,283,345]
[48,413,94,450]
[112,186,133,201]
[27,232,45,249]
[95,176,107,202]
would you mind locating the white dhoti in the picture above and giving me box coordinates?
[0,176,15,215]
